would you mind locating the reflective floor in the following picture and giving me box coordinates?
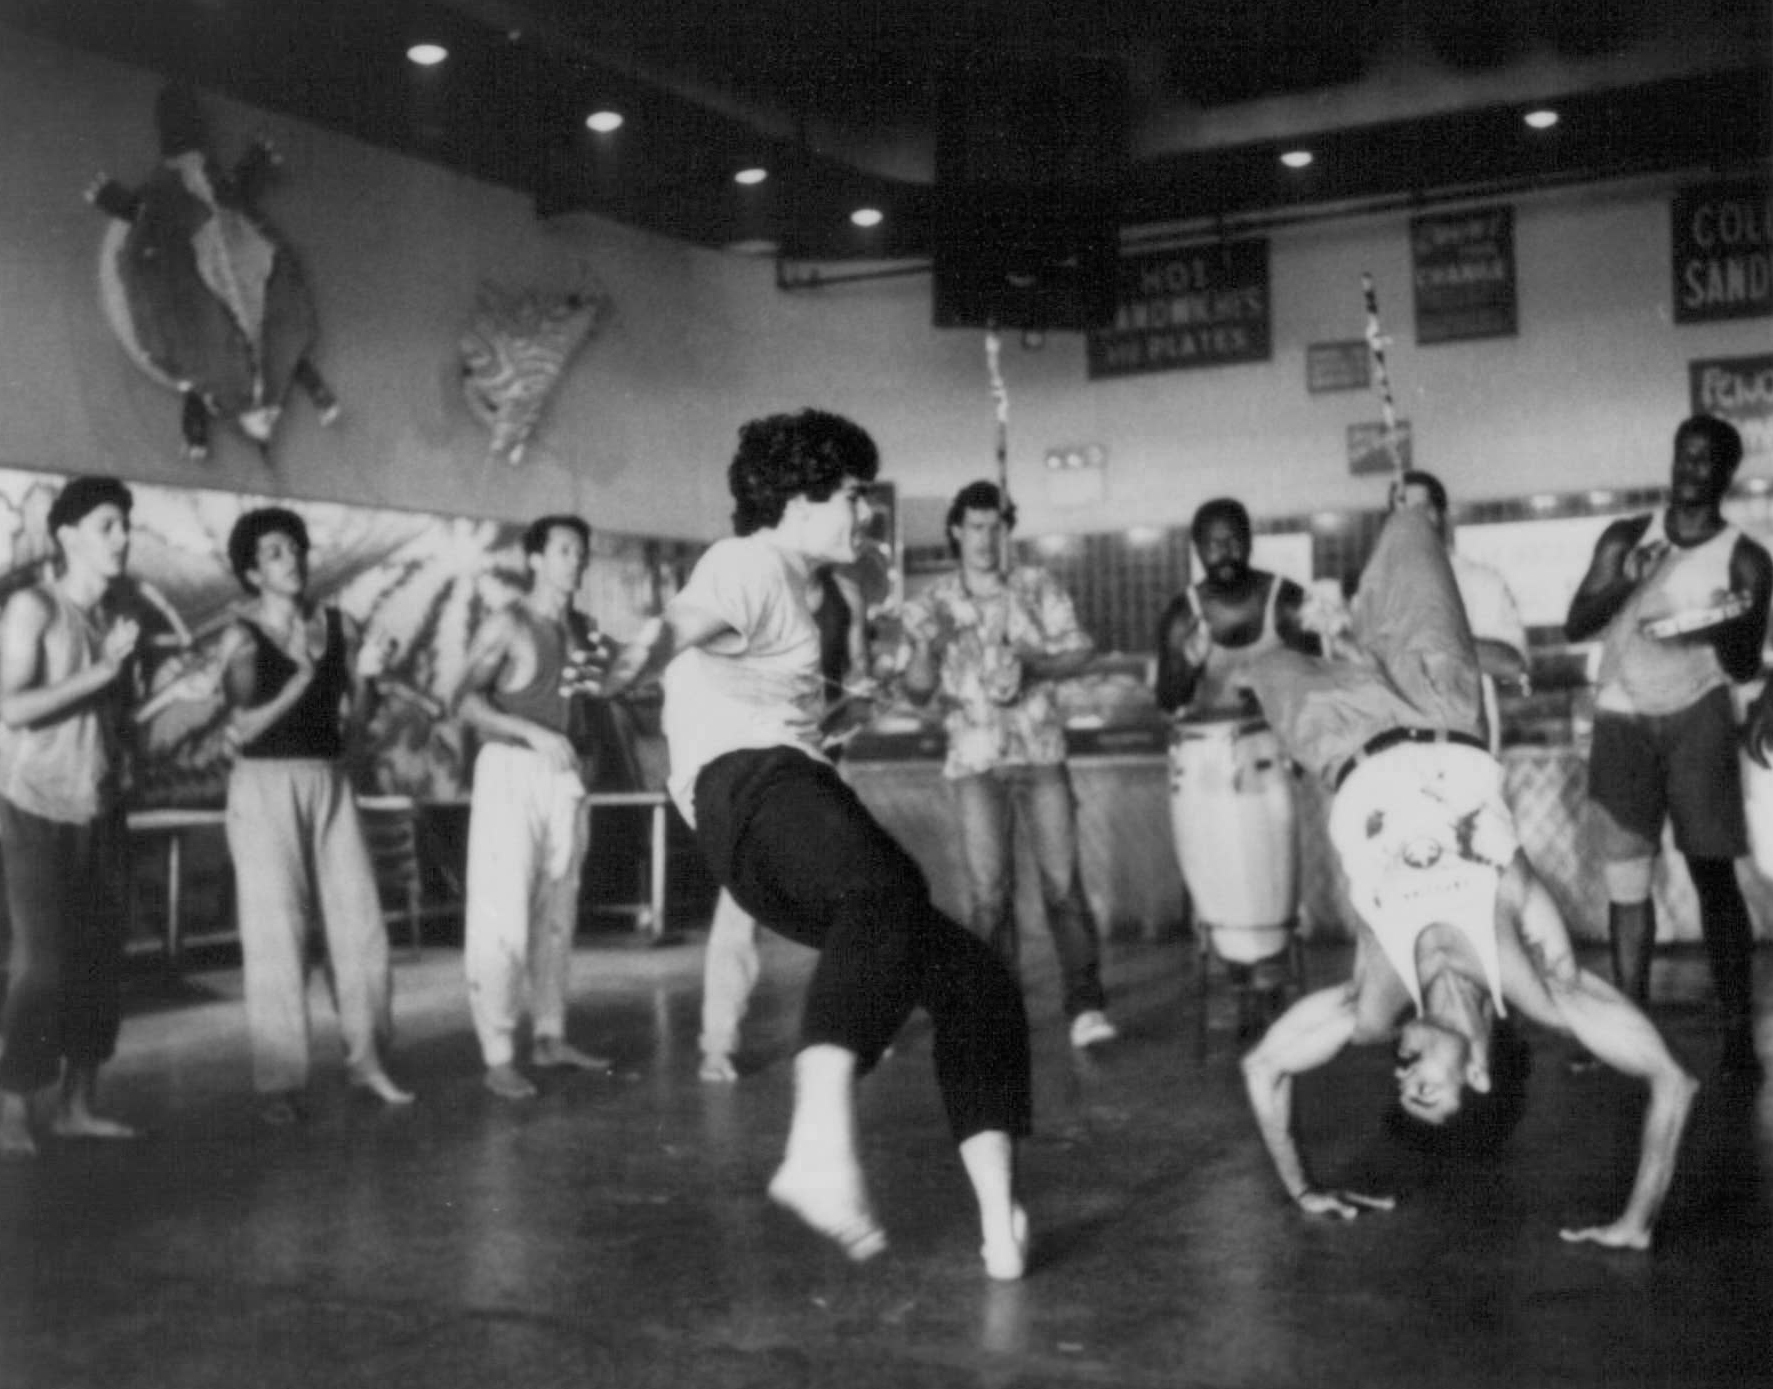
[2,926,1770,1388]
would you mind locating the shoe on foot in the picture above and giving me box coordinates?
[981,1204,1030,1282]
[532,1039,611,1072]
[483,1064,539,1100]
[1069,1010,1119,1049]
[258,1094,305,1127]
[699,1052,739,1083]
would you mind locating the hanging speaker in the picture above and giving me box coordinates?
[931,53,1126,332]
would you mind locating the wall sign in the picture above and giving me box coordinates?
[1672,181,1771,324]
[1348,420,1413,475]
[1411,205,1517,344]
[1086,240,1270,380]
[1691,353,1773,469]
[1306,340,1371,393]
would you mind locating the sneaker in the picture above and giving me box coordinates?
[1069,1010,1119,1049]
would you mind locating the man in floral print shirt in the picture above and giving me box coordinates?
[901,480,1118,1049]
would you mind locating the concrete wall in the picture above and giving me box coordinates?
[1,26,1766,547]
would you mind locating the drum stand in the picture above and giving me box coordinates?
[1195,920,1307,1061]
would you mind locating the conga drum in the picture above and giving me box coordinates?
[1168,714,1300,963]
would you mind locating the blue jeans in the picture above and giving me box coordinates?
[951,764,1107,1018]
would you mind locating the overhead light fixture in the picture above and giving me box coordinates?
[586,111,624,134]
[406,43,448,67]
[850,207,884,228]
[1280,149,1314,170]
[733,167,769,186]
[1523,109,1560,131]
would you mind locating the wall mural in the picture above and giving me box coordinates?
[0,466,694,809]
[89,86,339,461]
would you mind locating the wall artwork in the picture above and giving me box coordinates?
[89,86,339,462]
[0,467,692,808]
[459,277,612,467]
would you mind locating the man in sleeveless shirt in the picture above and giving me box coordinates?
[899,480,1117,1051]
[456,515,611,1100]
[1237,498,1695,1250]
[594,411,1033,1279]
[1566,415,1770,1079]
[215,508,413,1125]
[0,476,142,1158]
[1155,498,1319,720]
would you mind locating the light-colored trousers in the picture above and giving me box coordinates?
[464,743,591,1068]
[225,759,393,1095]
[699,888,760,1057]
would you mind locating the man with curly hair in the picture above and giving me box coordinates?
[597,410,1033,1279]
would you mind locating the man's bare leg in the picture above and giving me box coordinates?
[959,1130,1028,1280]
[0,1091,37,1159]
[51,1065,136,1140]
[767,1044,886,1261]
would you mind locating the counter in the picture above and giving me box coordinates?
[844,741,1773,947]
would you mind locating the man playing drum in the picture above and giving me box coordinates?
[1238,501,1697,1251]
[1155,498,1320,719]
[1156,499,1323,1032]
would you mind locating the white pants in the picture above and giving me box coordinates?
[464,743,591,1067]
[699,889,760,1057]
[225,759,393,1095]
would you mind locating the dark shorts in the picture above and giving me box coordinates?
[1588,684,1746,860]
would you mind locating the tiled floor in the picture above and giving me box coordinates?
[1,927,1769,1388]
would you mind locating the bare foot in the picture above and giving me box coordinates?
[532,1040,611,1072]
[1558,1221,1652,1251]
[350,1069,416,1107]
[768,1161,887,1262]
[0,1096,37,1160]
[51,1110,138,1141]
[483,1064,538,1100]
[699,1052,739,1083]
[981,1203,1030,1281]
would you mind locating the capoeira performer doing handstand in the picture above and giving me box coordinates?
[1238,501,1698,1251]
[596,409,1033,1278]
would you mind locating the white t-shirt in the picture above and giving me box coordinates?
[661,534,829,824]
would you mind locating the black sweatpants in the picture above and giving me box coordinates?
[694,746,1032,1142]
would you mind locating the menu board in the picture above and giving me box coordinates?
[1671,181,1771,325]
[1690,353,1773,469]
[1411,205,1517,344]
[1087,240,1271,379]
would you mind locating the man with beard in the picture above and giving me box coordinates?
[1567,415,1772,1079]
[1156,498,1321,719]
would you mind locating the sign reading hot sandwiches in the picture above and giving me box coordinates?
[1087,240,1270,380]
[1672,181,1771,324]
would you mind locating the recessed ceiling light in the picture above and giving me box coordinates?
[406,43,448,67]
[1523,108,1560,131]
[586,110,624,134]
[850,207,883,228]
[1280,149,1314,170]
[734,167,769,186]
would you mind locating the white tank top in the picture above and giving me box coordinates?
[1192,574,1284,716]
[1596,511,1738,716]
